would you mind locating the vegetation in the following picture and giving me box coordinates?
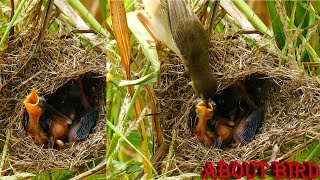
[0,0,319,179]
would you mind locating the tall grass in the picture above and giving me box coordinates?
[106,0,319,179]
[0,0,106,179]
[0,0,319,179]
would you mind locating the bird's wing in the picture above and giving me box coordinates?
[167,0,208,66]
[142,0,179,55]
[39,106,53,133]
[240,109,263,144]
[70,109,97,141]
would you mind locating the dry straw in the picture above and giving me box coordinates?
[0,31,106,172]
[156,35,320,173]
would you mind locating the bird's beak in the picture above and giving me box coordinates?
[23,88,42,117]
[196,101,215,121]
[196,101,214,111]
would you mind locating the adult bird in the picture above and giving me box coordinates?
[137,0,217,103]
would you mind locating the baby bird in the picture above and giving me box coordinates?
[214,116,235,149]
[68,109,97,143]
[24,77,97,149]
[233,109,263,145]
[24,88,72,149]
[193,101,217,147]
[23,88,49,147]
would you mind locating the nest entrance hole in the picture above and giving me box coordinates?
[45,73,106,113]
[23,73,106,149]
[190,74,279,149]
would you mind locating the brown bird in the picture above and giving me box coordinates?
[46,104,73,149]
[24,88,72,149]
[137,0,217,101]
[212,82,262,146]
[66,77,97,144]
[45,77,96,145]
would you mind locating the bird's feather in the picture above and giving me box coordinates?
[239,109,263,144]
[69,109,97,141]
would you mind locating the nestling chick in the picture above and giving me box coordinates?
[23,88,49,147]
[193,101,217,147]
[68,109,97,143]
[214,116,235,148]
[24,88,72,149]
[233,109,263,144]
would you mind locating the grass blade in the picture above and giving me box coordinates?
[0,0,27,49]
[110,0,131,79]
[66,0,108,36]
[266,0,286,49]
[231,0,272,37]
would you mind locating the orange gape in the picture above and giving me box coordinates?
[23,88,48,147]
[194,101,215,147]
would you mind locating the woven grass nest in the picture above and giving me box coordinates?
[156,35,320,173]
[0,31,106,172]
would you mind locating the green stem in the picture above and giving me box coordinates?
[106,61,152,169]
[163,130,177,176]
[66,0,108,36]
[106,121,158,176]
[305,141,320,162]
[0,129,11,176]
[231,0,273,37]
[0,0,28,49]
[122,61,151,125]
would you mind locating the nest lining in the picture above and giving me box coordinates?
[156,35,320,173]
[0,31,106,172]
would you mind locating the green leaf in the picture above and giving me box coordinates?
[124,0,137,12]
[0,0,28,48]
[289,140,320,163]
[126,12,160,71]
[99,0,107,22]
[126,163,141,174]
[106,121,158,176]
[266,1,286,50]
[124,130,152,152]
[88,174,107,180]
[117,71,157,86]
[296,1,311,32]
[50,170,75,180]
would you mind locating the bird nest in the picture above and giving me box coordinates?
[0,31,106,172]
[156,35,320,173]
